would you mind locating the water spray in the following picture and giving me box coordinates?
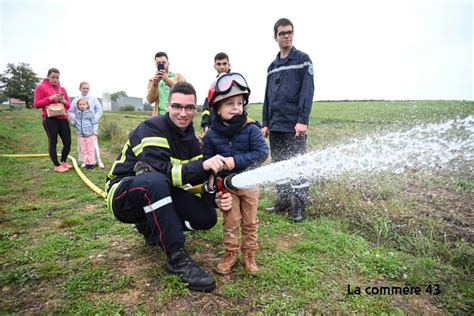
[230,115,474,189]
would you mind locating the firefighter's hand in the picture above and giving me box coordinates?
[261,127,269,138]
[203,155,226,174]
[216,191,232,211]
[222,157,235,170]
[295,123,308,137]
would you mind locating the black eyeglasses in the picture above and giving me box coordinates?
[277,30,293,37]
[170,103,196,114]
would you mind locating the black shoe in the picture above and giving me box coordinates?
[266,202,291,213]
[85,164,96,170]
[166,248,216,292]
[288,208,305,223]
[135,222,156,246]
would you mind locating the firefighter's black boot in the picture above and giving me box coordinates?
[266,184,291,213]
[166,247,216,292]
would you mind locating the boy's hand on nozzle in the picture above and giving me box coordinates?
[215,191,232,211]
[222,157,235,170]
[203,155,227,174]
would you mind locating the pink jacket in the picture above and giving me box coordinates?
[34,79,70,119]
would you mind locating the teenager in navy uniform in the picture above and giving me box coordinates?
[261,18,315,222]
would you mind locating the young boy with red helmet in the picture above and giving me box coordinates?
[203,73,268,274]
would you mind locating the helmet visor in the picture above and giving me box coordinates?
[216,73,249,93]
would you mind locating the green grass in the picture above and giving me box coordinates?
[0,101,473,313]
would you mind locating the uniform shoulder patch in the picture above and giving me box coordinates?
[308,63,314,75]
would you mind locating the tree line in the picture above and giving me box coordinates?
[0,63,129,108]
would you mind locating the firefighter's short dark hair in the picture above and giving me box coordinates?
[168,82,197,104]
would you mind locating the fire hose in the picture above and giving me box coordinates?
[0,154,106,198]
[0,153,238,199]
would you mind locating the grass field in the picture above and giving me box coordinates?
[0,100,473,314]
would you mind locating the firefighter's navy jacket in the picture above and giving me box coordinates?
[262,46,314,133]
[106,114,206,191]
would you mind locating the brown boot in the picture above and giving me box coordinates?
[215,251,238,275]
[242,250,259,274]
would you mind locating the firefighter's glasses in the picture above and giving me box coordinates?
[170,103,196,114]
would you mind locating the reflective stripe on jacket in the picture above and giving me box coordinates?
[106,114,206,191]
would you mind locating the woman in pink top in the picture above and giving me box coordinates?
[34,68,72,173]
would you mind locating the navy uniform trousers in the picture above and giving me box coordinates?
[108,172,217,254]
[268,132,310,208]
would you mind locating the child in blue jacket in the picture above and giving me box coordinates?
[203,73,268,274]
[70,98,98,169]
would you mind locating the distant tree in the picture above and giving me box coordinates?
[120,105,135,111]
[111,91,128,101]
[0,63,39,108]
[0,92,8,104]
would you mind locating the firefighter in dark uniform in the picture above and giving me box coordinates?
[106,82,232,292]
[261,18,315,222]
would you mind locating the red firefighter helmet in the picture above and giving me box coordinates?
[207,72,251,108]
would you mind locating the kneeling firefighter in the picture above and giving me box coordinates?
[105,82,232,292]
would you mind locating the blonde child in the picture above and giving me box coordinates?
[203,73,269,274]
[70,98,98,169]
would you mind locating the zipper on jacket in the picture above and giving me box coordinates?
[80,111,84,137]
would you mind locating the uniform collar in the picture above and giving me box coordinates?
[276,46,297,64]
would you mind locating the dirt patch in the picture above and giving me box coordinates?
[394,297,445,315]
[273,233,303,251]
[161,294,236,314]
[402,180,473,243]
[1,278,63,314]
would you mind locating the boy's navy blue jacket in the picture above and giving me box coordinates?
[262,46,314,133]
[203,118,269,177]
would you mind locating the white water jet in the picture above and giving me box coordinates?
[231,115,474,189]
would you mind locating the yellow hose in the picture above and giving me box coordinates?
[0,153,106,198]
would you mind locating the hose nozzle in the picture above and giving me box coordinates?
[204,173,238,194]
[222,173,238,190]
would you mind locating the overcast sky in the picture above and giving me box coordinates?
[1,0,472,104]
